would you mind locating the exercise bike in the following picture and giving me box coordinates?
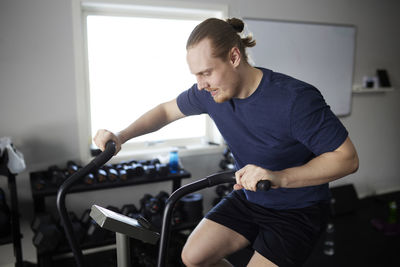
[57,141,271,267]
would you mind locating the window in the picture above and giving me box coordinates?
[78,1,227,157]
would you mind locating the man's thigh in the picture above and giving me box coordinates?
[182,218,250,264]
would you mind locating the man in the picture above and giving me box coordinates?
[94,18,359,266]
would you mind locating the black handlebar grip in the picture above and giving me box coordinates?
[256,180,271,191]
[92,140,116,169]
[105,140,116,153]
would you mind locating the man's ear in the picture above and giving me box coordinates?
[229,47,241,67]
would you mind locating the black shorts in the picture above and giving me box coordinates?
[205,190,328,267]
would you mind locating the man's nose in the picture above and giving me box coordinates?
[197,79,208,91]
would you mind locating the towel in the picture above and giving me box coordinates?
[0,137,26,174]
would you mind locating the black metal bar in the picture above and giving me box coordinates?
[7,172,23,267]
[0,150,24,267]
[157,170,235,267]
[56,141,116,267]
[156,170,272,267]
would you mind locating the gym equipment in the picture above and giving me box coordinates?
[118,169,128,181]
[139,191,172,230]
[213,182,235,205]
[83,173,95,185]
[0,148,27,266]
[107,168,119,182]
[91,170,270,267]
[57,141,117,266]
[125,162,145,178]
[80,209,91,229]
[219,147,235,171]
[31,213,53,232]
[96,169,108,183]
[144,164,157,178]
[33,177,46,191]
[121,204,139,218]
[57,141,271,267]
[155,163,169,177]
[83,205,120,244]
[48,165,67,187]
[0,187,11,238]
[31,213,63,254]
[67,161,81,175]
[179,193,203,224]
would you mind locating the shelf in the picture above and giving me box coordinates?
[352,85,395,94]
[30,169,191,198]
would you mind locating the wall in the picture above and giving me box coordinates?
[1,0,399,223]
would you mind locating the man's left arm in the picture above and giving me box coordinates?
[235,137,359,191]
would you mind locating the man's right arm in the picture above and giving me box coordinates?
[93,98,185,153]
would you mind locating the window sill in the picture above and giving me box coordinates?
[105,142,226,164]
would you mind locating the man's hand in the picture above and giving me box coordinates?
[234,164,279,191]
[93,129,124,155]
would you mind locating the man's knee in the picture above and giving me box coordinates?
[181,218,249,266]
[181,235,224,267]
[181,246,232,267]
[181,243,208,267]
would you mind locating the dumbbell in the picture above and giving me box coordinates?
[31,213,53,232]
[171,202,184,227]
[47,165,67,187]
[216,183,234,197]
[83,173,95,185]
[33,177,47,191]
[144,164,157,178]
[141,191,170,215]
[66,160,80,175]
[139,194,153,215]
[96,169,108,183]
[121,204,139,218]
[155,163,169,177]
[219,148,235,170]
[140,194,159,222]
[31,213,63,254]
[80,209,92,230]
[118,169,128,181]
[104,164,119,182]
[213,183,234,206]
[121,204,154,230]
[149,158,161,165]
[155,191,169,208]
[101,164,119,182]
[140,192,171,229]
[125,162,145,178]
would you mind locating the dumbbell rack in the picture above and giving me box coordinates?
[29,168,191,267]
[0,154,25,267]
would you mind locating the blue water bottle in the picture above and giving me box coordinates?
[169,150,179,174]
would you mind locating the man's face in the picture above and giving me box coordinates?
[186,38,240,103]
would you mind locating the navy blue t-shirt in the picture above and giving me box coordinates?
[177,67,348,209]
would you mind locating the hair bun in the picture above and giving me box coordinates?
[226,18,244,33]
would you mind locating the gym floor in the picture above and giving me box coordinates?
[1,190,400,267]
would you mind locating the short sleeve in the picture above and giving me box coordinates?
[177,84,208,116]
[290,86,348,155]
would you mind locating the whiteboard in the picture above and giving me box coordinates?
[244,18,356,116]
